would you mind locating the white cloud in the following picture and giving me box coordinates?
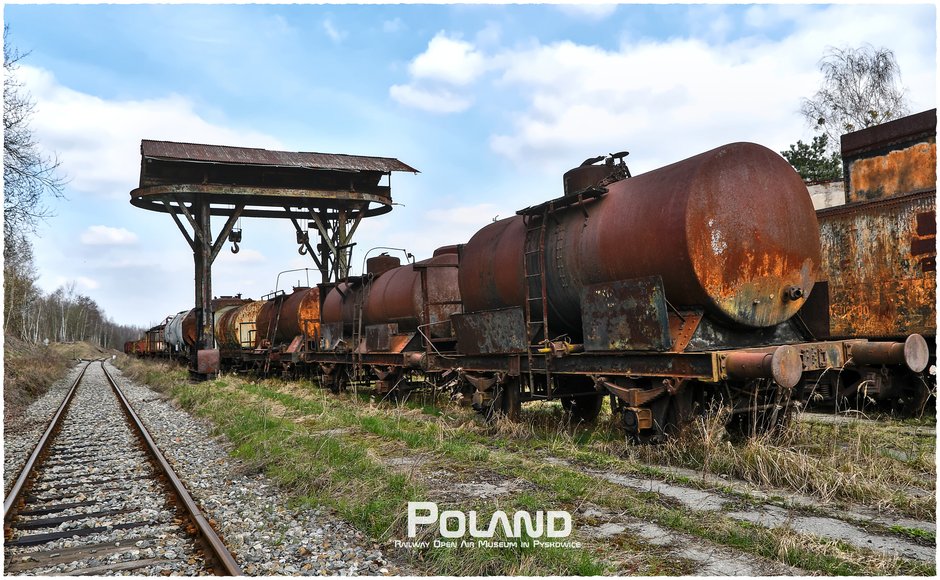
[743,5,813,30]
[390,32,489,113]
[322,18,347,43]
[556,4,617,21]
[80,225,139,245]
[386,6,933,169]
[425,203,505,225]
[410,33,486,86]
[23,66,289,325]
[475,22,502,47]
[483,5,936,171]
[215,247,266,268]
[52,275,100,291]
[349,201,518,262]
[389,84,472,114]
[18,65,283,200]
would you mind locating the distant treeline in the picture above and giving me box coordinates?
[4,239,143,350]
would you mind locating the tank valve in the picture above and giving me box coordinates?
[784,286,804,301]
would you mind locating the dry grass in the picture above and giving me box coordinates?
[630,406,936,519]
[773,526,925,576]
[3,335,98,431]
[115,355,187,393]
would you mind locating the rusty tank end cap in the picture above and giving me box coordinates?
[905,334,930,373]
[771,345,803,389]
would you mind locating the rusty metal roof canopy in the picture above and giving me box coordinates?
[129,140,418,377]
[141,139,417,174]
[132,139,418,219]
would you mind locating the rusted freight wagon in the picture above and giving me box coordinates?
[810,109,936,412]
[144,322,168,357]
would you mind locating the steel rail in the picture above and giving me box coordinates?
[3,360,93,518]
[100,362,243,576]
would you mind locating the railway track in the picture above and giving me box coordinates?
[3,360,242,576]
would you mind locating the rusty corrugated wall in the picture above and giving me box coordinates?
[841,108,937,203]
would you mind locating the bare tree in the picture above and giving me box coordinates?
[800,44,909,150]
[3,25,66,248]
[3,25,67,340]
[3,234,39,335]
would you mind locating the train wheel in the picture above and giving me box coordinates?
[557,376,604,424]
[474,381,521,421]
[327,371,348,394]
[625,396,676,444]
[612,384,699,444]
[724,380,794,439]
[892,372,934,418]
[561,394,604,424]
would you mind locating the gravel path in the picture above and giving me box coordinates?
[104,361,412,575]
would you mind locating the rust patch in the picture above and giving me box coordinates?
[817,191,936,337]
[265,287,321,346]
[452,308,527,355]
[847,142,937,202]
[459,143,821,333]
[580,277,671,352]
[217,300,265,349]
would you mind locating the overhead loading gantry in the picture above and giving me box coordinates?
[131,139,417,378]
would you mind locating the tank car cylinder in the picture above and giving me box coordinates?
[275,287,321,344]
[181,309,197,347]
[217,301,265,350]
[459,142,821,334]
[213,305,239,347]
[321,282,364,335]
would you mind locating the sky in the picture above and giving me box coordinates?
[5,3,937,328]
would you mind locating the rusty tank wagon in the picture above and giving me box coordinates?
[320,247,462,394]
[131,138,932,440]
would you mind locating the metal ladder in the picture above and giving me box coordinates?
[260,290,285,375]
[264,300,284,376]
[350,278,370,377]
[522,205,552,399]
